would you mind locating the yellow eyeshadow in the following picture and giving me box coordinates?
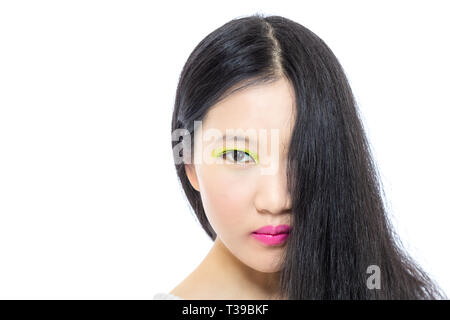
[211,147,259,164]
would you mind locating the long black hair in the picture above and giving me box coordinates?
[170,13,446,299]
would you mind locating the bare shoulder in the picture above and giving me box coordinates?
[169,275,199,300]
[170,269,218,300]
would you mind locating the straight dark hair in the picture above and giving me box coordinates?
[171,13,446,299]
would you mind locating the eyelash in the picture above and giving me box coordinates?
[213,148,259,165]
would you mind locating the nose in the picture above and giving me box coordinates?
[254,159,292,215]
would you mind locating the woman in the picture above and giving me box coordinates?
[156,13,446,300]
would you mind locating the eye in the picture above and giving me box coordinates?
[211,147,259,165]
[222,149,256,164]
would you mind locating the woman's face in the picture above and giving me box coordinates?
[185,77,296,273]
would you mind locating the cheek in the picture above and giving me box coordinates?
[198,166,255,232]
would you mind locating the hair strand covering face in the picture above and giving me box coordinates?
[170,13,447,299]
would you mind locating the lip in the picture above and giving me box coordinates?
[251,232,289,245]
[251,224,291,246]
[252,224,291,235]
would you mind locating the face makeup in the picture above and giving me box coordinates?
[251,224,290,246]
[211,146,259,165]
[186,77,295,273]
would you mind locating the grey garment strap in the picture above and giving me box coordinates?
[153,292,183,300]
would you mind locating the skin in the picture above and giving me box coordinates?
[170,76,296,300]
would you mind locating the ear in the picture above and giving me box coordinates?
[184,163,200,192]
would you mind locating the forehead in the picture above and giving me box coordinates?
[201,77,297,141]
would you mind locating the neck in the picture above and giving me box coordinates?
[194,237,282,300]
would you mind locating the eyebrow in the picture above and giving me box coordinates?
[220,135,257,144]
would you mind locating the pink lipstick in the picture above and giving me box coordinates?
[251,224,291,246]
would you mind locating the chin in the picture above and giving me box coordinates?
[258,266,282,273]
[247,261,282,273]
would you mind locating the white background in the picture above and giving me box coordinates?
[0,0,448,299]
